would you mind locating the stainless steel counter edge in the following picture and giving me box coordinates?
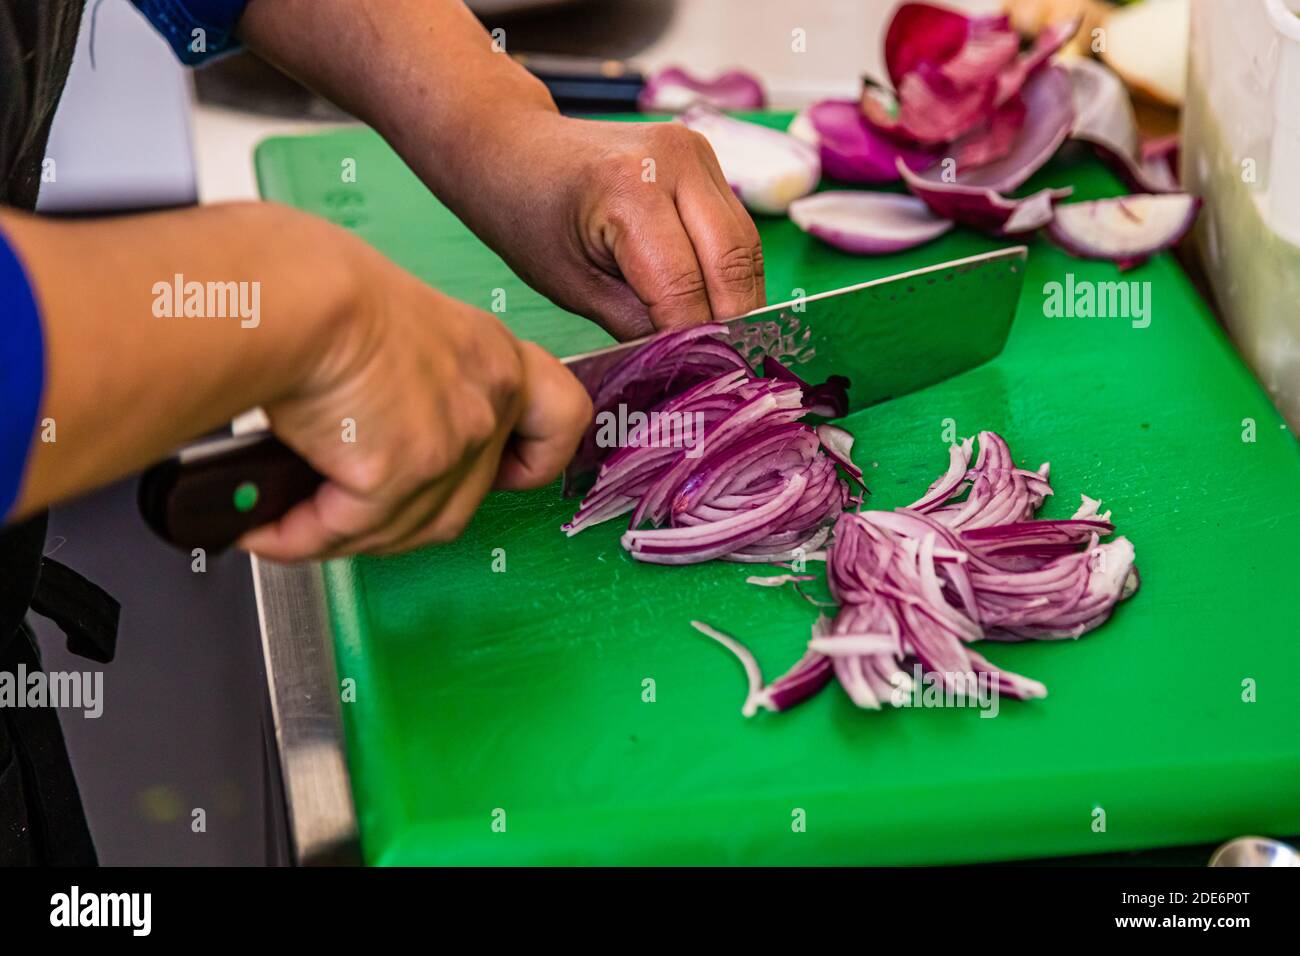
[251,556,361,865]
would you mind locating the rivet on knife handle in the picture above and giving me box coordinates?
[138,431,323,552]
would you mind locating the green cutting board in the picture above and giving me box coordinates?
[256,114,1300,866]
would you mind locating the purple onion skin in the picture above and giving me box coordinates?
[802,100,939,184]
[638,66,766,113]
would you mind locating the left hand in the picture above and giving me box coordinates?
[241,0,766,340]
[422,110,768,340]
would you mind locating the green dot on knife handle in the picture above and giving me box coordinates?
[234,481,260,513]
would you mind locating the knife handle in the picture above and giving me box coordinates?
[138,431,323,552]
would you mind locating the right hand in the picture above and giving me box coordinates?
[239,236,592,562]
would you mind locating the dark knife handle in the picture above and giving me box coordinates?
[138,431,323,552]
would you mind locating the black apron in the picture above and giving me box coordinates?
[2,0,118,866]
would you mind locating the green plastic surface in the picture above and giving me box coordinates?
[256,114,1300,866]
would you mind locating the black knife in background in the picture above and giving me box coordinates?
[514,54,646,113]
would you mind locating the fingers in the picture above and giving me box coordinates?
[674,169,766,321]
[241,344,590,562]
[589,126,766,336]
[686,133,767,312]
[604,189,713,332]
[494,341,593,491]
[238,479,411,562]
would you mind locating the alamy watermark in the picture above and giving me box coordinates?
[594,404,707,458]
[1042,273,1151,328]
[50,886,150,936]
[152,273,260,328]
[0,664,102,718]
[890,665,999,718]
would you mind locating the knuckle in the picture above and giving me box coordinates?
[453,393,500,454]
[411,435,457,479]
[589,154,641,201]
[427,510,474,545]
[563,383,595,437]
[656,267,709,309]
[713,244,758,289]
[486,344,525,408]
[346,453,401,497]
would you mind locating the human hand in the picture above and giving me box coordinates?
[427,111,768,341]
[241,234,592,561]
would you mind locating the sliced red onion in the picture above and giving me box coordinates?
[814,423,865,488]
[788,191,955,254]
[876,4,1074,153]
[949,94,1026,171]
[761,355,850,418]
[993,15,1082,105]
[680,106,821,215]
[567,327,854,559]
[1066,58,1181,195]
[898,159,1070,236]
[638,66,766,113]
[745,574,816,588]
[690,620,765,717]
[884,3,1015,90]
[788,99,939,184]
[910,65,1074,195]
[884,3,969,86]
[749,649,833,713]
[1046,194,1202,269]
[887,65,998,145]
[816,431,1138,710]
[691,621,832,716]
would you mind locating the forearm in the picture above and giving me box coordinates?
[2,202,353,520]
[239,0,555,202]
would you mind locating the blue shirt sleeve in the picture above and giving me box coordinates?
[131,0,250,65]
[0,226,45,520]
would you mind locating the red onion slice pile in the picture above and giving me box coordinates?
[692,431,1139,717]
[1046,194,1202,270]
[565,327,857,566]
[775,5,1199,265]
[638,66,766,113]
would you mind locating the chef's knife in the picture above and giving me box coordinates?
[138,247,1027,551]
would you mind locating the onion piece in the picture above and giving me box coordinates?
[638,66,765,113]
[691,621,832,716]
[1045,194,1201,269]
[993,14,1082,105]
[1066,57,1181,195]
[913,65,1075,195]
[885,3,1005,89]
[750,649,833,713]
[690,621,765,717]
[814,423,865,489]
[898,159,1070,236]
[746,574,816,588]
[761,356,850,418]
[788,191,955,254]
[680,106,821,215]
[788,99,939,184]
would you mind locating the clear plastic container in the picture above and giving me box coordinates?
[1183,0,1300,428]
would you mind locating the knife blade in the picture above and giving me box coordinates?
[138,247,1026,551]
